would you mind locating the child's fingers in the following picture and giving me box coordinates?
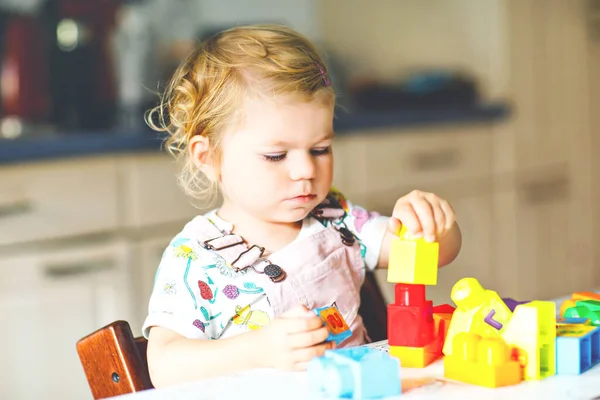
[440,199,456,231]
[292,341,333,365]
[387,217,403,235]
[280,313,323,334]
[288,326,329,349]
[392,202,422,237]
[411,197,436,242]
[428,198,446,239]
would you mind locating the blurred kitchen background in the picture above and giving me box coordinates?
[1,0,599,398]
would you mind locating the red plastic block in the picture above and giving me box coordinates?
[388,284,434,347]
[433,304,456,314]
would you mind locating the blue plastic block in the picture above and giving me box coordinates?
[313,305,352,345]
[556,326,600,375]
[307,347,401,399]
[556,317,590,325]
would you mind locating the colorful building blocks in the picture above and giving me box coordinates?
[313,304,352,346]
[443,277,513,356]
[556,325,600,375]
[501,301,556,380]
[307,347,401,399]
[387,225,438,285]
[443,332,522,388]
[563,300,600,326]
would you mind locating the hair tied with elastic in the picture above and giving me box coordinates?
[315,63,331,87]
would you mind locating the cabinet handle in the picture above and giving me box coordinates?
[520,176,569,204]
[0,200,33,218]
[410,149,460,171]
[44,259,116,279]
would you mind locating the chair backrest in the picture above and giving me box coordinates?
[76,320,153,399]
[76,271,388,398]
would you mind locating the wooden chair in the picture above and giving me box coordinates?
[76,320,154,399]
[76,270,388,399]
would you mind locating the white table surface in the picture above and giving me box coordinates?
[116,292,600,400]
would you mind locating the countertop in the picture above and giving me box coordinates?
[0,103,509,166]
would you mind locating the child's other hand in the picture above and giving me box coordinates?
[388,190,455,243]
[258,305,333,371]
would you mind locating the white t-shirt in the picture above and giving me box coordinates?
[142,190,389,340]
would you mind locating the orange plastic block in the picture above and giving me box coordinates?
[387,225,439,285]
[433,312,453,351]
[390,339,440,368]
[443,277,513,356]
[501,301,556,380]
[443,332,522,388]
[572,292,600,302]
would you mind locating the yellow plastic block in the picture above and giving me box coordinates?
[501,301,556,380]
[443,332,522,388]
[389,339,440,368]
[387,225,439,285]
[443,278,512,356]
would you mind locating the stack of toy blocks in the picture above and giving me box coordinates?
[386,225,454,368]
[442,277,557,387]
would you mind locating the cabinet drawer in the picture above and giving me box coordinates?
[120,154,210,229]
[0,239,130,296]
[0,157,119,246]
[361,125,493,193]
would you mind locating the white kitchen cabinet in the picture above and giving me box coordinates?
[0,239,132,400]
[0,156,119,247]
[492,165,596,302]
[119,153,211,230]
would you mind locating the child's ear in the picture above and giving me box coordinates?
[189,135,218,182]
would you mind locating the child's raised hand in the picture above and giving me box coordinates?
[257,305,333,371]
[388,190,456,243]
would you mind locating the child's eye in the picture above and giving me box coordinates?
[262,153,286,162]
[310,146,331,156]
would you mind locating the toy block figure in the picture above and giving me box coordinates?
[443,332,522,388]
[387,283,434,347]
[387,224,439,285]
[443,277,512,356]
[501,301,556,380]
[307,347,401,399]
[313,304,352,346]
[555,325,600,375]
[564,300,600,326]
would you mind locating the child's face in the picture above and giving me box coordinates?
[218,95,334,224]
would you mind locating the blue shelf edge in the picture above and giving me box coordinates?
[0,102,510,165]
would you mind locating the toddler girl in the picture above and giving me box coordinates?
[143,24,462,387]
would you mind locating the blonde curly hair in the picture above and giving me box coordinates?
[145,24,335,207]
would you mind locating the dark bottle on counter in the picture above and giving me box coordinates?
[41,0,120,131]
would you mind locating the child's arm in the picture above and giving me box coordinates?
[147,305,333,387]
[376,189,462,269]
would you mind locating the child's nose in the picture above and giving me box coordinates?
[289,154,316,181]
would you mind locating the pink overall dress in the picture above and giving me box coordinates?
[189,211,369,347]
